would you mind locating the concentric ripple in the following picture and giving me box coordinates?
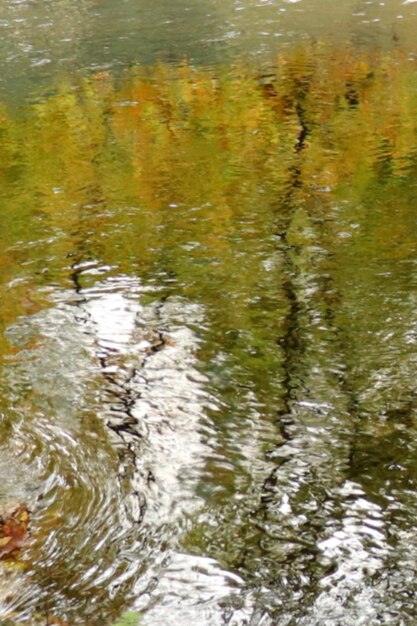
[0,271,244,625]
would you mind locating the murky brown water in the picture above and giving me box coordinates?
[1,2,417,625]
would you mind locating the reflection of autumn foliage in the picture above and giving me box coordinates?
[0,44,416,398]
[0,45,415,218]
[0,46,414,206]
[0,45,416,626]
[0,45,414,384]
[0,48,413,241]
[0,46,415,621]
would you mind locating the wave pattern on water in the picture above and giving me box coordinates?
[0,271,253,625]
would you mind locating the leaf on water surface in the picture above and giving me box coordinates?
[112,611,141,626]
[0,505,30,560]
[0,536,11,546]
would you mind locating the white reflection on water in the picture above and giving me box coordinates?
[74,277,213,522]
[1,272,253,624]
[134,552,256,626]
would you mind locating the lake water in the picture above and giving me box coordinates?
[1,1,417,625]
[2,0,417,99]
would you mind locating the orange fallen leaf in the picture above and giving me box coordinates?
[0,536,11,547]
[0,504,30,559]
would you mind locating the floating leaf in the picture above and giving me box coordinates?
[0,504,30,559]
[112,611,141,626]
[0,536,11,547]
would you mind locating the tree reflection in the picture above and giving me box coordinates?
[1,44,417,623]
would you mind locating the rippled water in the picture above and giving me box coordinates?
[2,0,417,100]
[1,269,228,617]
[1,1,417,625]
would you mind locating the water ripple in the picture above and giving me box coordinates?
[0,273,240,624]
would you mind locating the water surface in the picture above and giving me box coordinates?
[1,2,417,626]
